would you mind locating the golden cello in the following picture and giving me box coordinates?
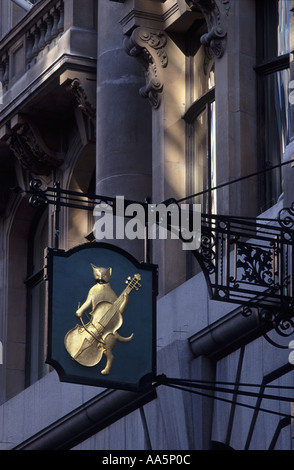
[64,274,141,373]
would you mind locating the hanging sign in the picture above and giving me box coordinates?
[46,242,157,391]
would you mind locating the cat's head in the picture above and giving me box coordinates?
[91,265,112,284]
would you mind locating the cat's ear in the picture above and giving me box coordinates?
[91,264,99,278]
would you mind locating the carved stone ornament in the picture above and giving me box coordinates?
[7,122,63,176]
[187,0,228,58]
[67,77,96,144]
[123,28,168,109]
[67,78,96,123]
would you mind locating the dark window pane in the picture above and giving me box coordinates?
[262,0,289,60]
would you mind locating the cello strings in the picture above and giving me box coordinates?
[81,276,140,345]
[99,276,138,327]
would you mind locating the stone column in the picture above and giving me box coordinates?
[96,1,152,261]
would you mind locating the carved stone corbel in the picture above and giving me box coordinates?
[187,0,228,58]
[67,78,96,144]
[67,78,96,123]
[6,119,63,176]
[123,27,168,109]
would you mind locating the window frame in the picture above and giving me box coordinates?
[184,86,216,215]
[25,205,48,386]
[255,0,290,212]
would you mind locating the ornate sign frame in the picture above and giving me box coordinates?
[46,242,158,391]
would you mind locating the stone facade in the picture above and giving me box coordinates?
[0,0,293,450]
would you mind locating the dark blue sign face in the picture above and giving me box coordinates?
[46,242,157,391]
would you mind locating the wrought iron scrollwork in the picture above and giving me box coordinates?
[261,309,294,349]
[235,244,273,287]
[192,206,294,315]
[28,178,48,207]
[240,307,294,349]
[278,203,294,242]
[198,232,216,275]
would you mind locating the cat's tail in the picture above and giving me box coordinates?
[114,332,134,343]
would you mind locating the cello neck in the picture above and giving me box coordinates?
[99,274,141,327]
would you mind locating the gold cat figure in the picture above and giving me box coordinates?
[64,265,141,375]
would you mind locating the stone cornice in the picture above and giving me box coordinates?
[117,0,189,34]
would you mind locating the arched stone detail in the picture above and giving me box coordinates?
[3,116,63,176]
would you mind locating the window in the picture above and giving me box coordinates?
[183,22,216,280]
[184,21,216,215]
[184,88,216,215]
[256,0,290,211]
[25,207,48,385]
